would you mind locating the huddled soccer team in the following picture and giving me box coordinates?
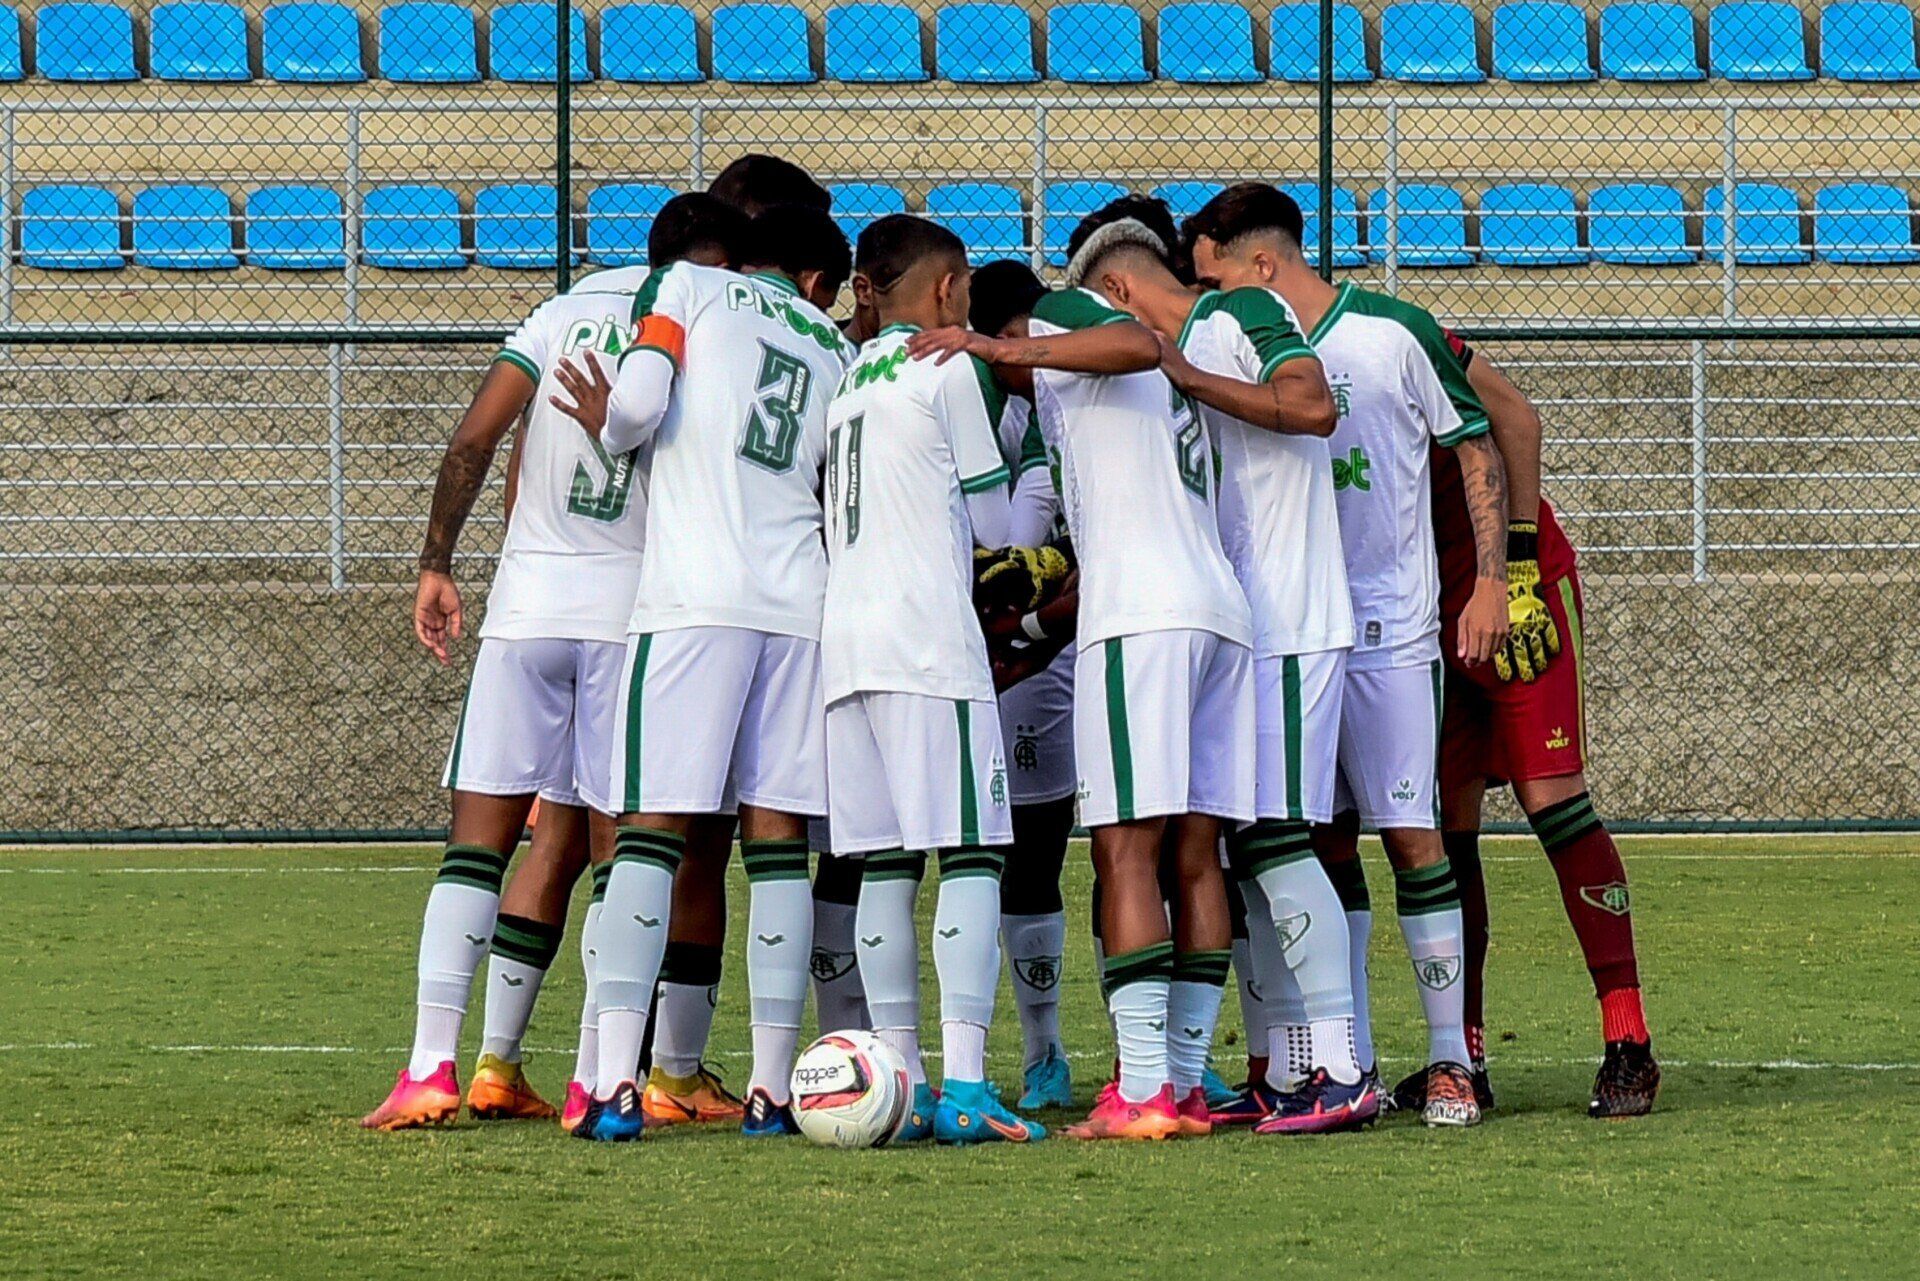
[362,153,1661,1145]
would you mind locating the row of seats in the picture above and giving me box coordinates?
[13,178,1919,269]
[6,0,1920,83]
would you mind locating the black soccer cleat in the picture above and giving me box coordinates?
[1385,1058,1493,1113]
[1589,1040,1660,1119]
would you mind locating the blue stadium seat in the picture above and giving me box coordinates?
[1479,182,1586,265]
[1492,1,1595,80]
[1598,2,1703,78]
[826,3,926,81]
[0,7,21,81]
[937,2,1038,81]
[1280,181,1367,267]
[712,3,814,81]
[1043,180,1127,265]
[1702,182,1808,263]
[1270,2,1373,80]
[586,182,673,266]
[1047,3,1149,82]
[362,184,466,268]
[246,184,347,269]
[828,181,908,246]
[476,183,578,268]
[37,3,137,80]
[262,3,366,81]
[1152,180,1220,225]
[1709,1,1812,79]
[489,3,590,81]
[1380,2,1485,81]
[378,3,479,81]
[1814,182,1920,263]
[1367,183,1474,266]
[21,185,123,269]
[150,3,252,80]
[599,4,701,81]
[1587,183,1694,264]
[927,183,1028,263]
[1159,3,1258,83]
[1823,0,1920,80]
[133,185,240,270]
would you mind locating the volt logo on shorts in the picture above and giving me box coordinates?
[1276,912,1311,953]
[810,948,856,982]
[1391,777,1419,802]
[1546,726,1572,751]
[1331,445,1372,492]
[1415,955,1462,990]
[1580,883,1632,916]
[1013,954,1062,992]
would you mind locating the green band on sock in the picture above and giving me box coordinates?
[1394,858,1461,917]
[589,861,613,903]
[938,846,1005,881]
[862,850,927,883]
[613,826,686,875]
[1227,820,1316,879]
[741,838,811,883]
[1529,792,1602,855]
[489,912,564,968]
[1171,947,1233,987]
[435,843,511,892]
[1323,855,1371,913]
[658,940,722,986]
[1102,941,1175,991]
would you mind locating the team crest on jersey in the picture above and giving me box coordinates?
[1414,955,1462,990]
[1013,953,1062,992]
[1546,726,1572,751]
[1012,724,1040,772]
[1579,883,1632,916]
[1329,375,1353,418]
[1391,777,1419,802]
[990,756,1008,807]
[1276,912,1312,953]
[809,947,857,983]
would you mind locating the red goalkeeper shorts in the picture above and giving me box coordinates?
[1439,568,1588,789]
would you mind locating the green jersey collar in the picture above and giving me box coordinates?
[747,270,800,297]
[1308,281,1356,345]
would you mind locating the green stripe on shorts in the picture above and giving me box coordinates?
[1104,638,1135,822]
[955,700,980,846]
[621,634,653,814]
[1281,654,1303,820]
[445,681,474,791]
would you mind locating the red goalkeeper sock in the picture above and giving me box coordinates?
[1443,830,1490,1037]
[1527,792,1649,1044]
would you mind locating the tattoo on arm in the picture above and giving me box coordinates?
[1456,434,1509,580]
[418,437,498,574]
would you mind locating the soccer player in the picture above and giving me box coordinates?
[820,215,1043,1144]
[1183,183,1511,1128]
[551,204,854,1142]
[1065,203,1379,1133]
[920,261,1256,1141]
[360,191,744,1132]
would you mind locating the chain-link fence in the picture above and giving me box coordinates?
[3,0,1917,838]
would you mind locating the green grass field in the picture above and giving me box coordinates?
[3,835,1917,1279]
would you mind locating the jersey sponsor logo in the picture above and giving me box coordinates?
[1329,375,1353,418]
[1013,953,1062,992]
[809,947,856,982]
[1331,446,1372,492]
[1414,955,1462,990]
[1276,911,1311,954]
[836,344,908,395]
[1579,883,1632,916]
[562,315,629,358]
[1012,724,1040,772]
[724,279,849,357]
[1545,726,1572,751]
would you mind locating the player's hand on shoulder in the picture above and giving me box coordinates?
[550,353,613,439]
[413,570,463,665]
[907,326,997,367]
[1154,330,1199,393]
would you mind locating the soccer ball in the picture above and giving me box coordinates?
[790,1030,911,1149]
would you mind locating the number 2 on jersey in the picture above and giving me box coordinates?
[827,413,863,545]
[739,341,812,473]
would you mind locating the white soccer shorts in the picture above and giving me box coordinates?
[826,692,1014,855]
[997,647,1077,806]
[1073,629,1255,828]
[442,637,627,812]
[1333,657,1443,830]
[1253,647,1348,825]
[609,626,827,817]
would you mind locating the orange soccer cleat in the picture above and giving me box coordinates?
[361,1061,461,1131]
[465,1054,558,1121]
[641,1064,747,1125]
[1064,1081,1182,1141]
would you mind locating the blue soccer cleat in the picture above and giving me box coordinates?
[1201,1064,1239,1112]
[934,1079,1047,1145]
[1017,1045,1073,1110]
[740,1086,801,1138]
[895,1082,939,1143]
[1253,1069,1381,1135]
[1208,1080,1284,1126]
[572,1080,645,1142]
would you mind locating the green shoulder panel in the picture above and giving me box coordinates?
[1030,287,1131,332]
[967,354,1008,427]
[1345,287,1488,441]
[1017,407,1048,474]
[626,261,675,324]
[1214,286,1318,380]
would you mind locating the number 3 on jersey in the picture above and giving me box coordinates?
[739,341,812,473]
[827,413,864,546]
[568,437,639,522]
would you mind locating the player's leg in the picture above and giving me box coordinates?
[809,841,870,1032]
[1225,871,1271,1091]
[1312,808,1373,1083]
[1435,667,1496,1111]
[644,813,746,1125]
[1001,794,1075,1108]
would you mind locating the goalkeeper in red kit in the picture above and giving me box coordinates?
[1417,330,1659,1119]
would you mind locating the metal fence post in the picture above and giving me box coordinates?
[328,343,348,591]
[1032,105,1049,273]
[556,0,573,293]
[345,107,361,332]
[1,106,14,342]
[1316,0,1335,281]
[1384,101,1400,296]
[1720,105,1738,324]
[1690,338,1709,583]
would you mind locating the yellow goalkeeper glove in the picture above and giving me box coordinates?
[974,545,1071,613]
[1495,521,1562,683]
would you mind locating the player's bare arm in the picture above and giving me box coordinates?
[1462,349,1564,682]
[1453,432,1511,667]
[908,319,1161,375]
[415,361,536,664]
[1155,330,1336,437]
[1466,354,1542,524]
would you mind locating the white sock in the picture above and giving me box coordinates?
[1167,972,1227,1094]
[742,842,815,1096]
[1108,974,1172,1104]
[1253,853,1361,1084]
[592,834,681,1098]
[1230,934,1267,1070]
[1238,877,1302,1091]
[1002,910,1065,1068]
[1400,905,1472,1067]
[571,898,603,1091]
[810,897,869,1032]
[652,979,717,1079]
[750,1025,800,1103]
[932,853,1002,1081]
[855,853,925,1084]
[1348,908,1375,1071]
[478,913,564,1064]
[942,1020,987,1084]
[409,850,508,1077]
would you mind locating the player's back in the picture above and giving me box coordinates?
[485,266,654,643]
[627,262,853,640]
[820,325,1011,704]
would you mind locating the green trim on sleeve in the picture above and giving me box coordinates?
[1433,416,1491,447]
[1216,286,1317,381]
[618,343,679,373]
[493,350,541,382]
[1030,287,1132,332]
[626,263,672,324]
[960,464,1013,494]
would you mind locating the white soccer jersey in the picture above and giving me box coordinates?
[620,263,854,640]
[1307,282,1489,670]
[821,324,1011,705]
[481,265,654,643]
[1180,286,1354,658]
[1026,287,1251,650]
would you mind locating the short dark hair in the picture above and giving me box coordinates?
[1182,183,1305,255]
[707,154,832,218]
[648,192,750,266]
[1066,192,1192,284]
[969,259,1047,337]
[746,204,853,294]
[855,214,967,294]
